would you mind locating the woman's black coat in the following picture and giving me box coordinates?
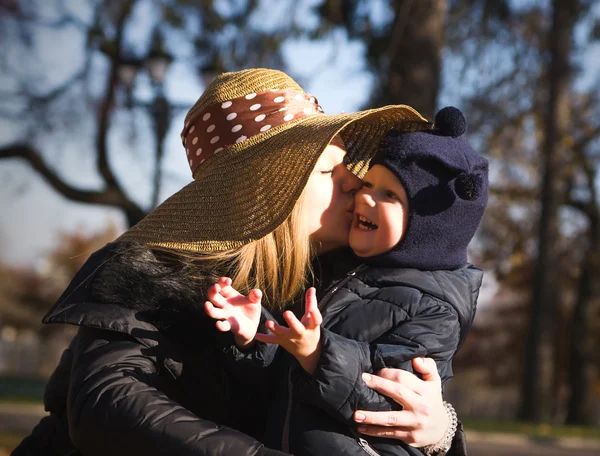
[12,243,286,456]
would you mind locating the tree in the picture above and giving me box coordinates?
[518,0,579,423]
[449,0,600,423]
[314,0,447,119]
[0,0,288,226]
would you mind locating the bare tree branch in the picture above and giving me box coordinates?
[490,185,536,202]
[95,0,136,196]
[0,143,144,220]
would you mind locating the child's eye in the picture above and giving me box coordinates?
[320,169,334,175]
[386,191,400,200]
[363,181,373,189]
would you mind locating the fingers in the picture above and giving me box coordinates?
[216,277,239,299]
[265,319,288,336]
[355,423,417,444]
[204,301,228,320]
[209,279,263,307]
[256,320,290,346]
[411,357,440,383]
[304,288,318,313]
[361,373,420,409]
[354,409,417,429]
[375,368,428,395]
[303,288,322,328]
[207,283,229,308]
[248,288,263,304]
[215,320,232,332]
[254,332,277,344]
[282,310,305,334]
[217,277,232,288]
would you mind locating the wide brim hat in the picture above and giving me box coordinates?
[118,68,430,252]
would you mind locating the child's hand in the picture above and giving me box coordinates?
[255,287,322,373]
[204,277,262,348]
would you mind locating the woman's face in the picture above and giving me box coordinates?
[304,142,363,254]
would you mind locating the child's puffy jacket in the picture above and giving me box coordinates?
[260,250,482,456]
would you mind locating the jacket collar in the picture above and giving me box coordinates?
[42,242,206,374]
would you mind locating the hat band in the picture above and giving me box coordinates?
[181,89,324,175]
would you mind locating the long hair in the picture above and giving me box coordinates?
[143,190,313,312]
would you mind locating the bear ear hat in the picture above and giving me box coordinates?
[455,173,484,201]
[434,106,466,138]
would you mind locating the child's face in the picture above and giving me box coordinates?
[349,165,409,258]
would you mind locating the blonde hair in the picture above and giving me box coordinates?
[147,190,313,312]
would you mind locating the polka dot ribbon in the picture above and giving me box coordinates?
[182,89,324,175]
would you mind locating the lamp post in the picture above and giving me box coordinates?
[116,29,174,209]
[146,35,173,208]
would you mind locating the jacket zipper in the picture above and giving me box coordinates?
[281,263,367,452]
[357,437,381,456]
[318,263,368,312]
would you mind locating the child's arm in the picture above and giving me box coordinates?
[293,297,462,426]
[204,277,279,383]
[254,287,322,374]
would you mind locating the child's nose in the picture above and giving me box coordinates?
[357,190,376,207]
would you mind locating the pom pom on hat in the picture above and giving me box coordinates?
[455,172,484,201]
[434,106,466,137]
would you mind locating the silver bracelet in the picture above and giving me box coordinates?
[421,401,458,456]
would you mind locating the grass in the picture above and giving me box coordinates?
[463,418,600,440]
[0,375,46,404]
[0,395,44,405]
[0,431,27,455]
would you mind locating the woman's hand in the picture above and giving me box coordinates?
[353,358,448,448]
[204,277,262,348]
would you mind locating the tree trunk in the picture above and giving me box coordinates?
[369,0,446,119]
[566,211,598,424]
[518,0,577,423]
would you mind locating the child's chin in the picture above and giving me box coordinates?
[348,240,370,258]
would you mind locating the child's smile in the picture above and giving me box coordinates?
[355,214,378,231]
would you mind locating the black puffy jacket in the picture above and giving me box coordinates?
[263,250,482,456]
[12,243,288,456]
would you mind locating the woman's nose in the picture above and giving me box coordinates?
[340,167,363,194]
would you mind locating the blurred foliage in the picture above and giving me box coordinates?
[0,224,118,375]
[0,223,118,331]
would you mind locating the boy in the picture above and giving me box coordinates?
[206,107,488,455]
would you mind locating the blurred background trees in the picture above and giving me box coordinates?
[1,0,599,426]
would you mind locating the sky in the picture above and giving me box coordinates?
[0,0,599,269]
[0,0,376,266]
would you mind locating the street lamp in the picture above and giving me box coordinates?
[116,29,174,208]
[147,47,174,87]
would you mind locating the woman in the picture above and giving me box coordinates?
[14,68,462,456]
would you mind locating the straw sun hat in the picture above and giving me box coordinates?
[118,68,429,252]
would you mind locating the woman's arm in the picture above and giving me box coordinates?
[355,360,466,455]
[295,300,460,421]
[68,327,287,456]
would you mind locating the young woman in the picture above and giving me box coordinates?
[14,68,463,456]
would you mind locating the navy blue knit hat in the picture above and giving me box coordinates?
[364,106,488,270]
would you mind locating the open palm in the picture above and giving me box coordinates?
[204,277,262,347]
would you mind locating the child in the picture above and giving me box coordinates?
[206,107,488,456]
